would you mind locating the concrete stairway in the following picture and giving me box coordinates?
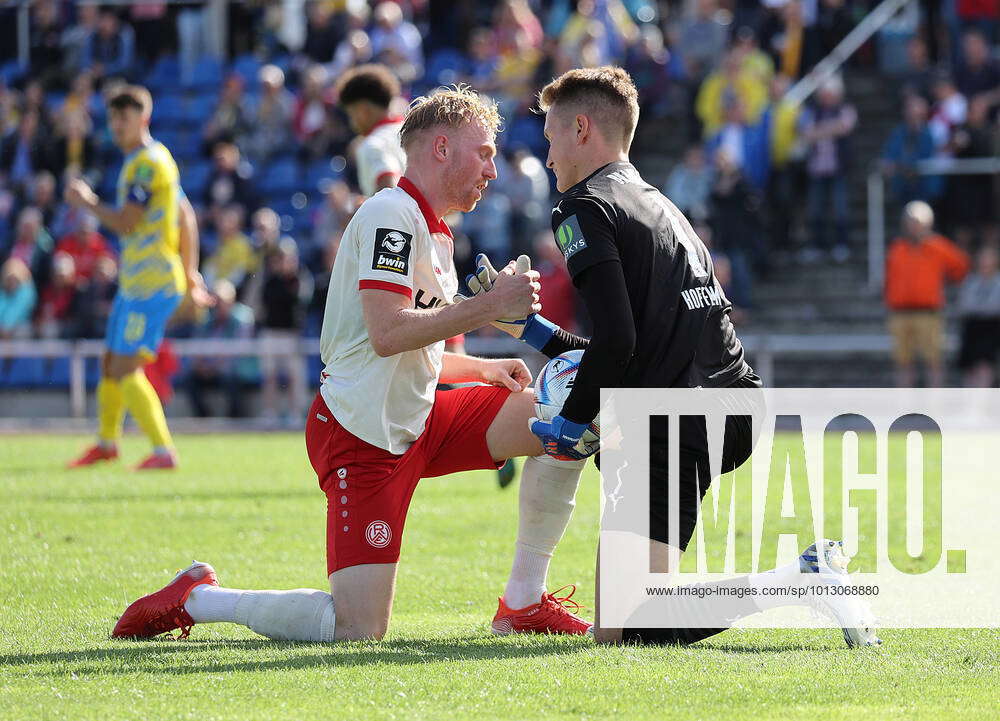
[630,68,949,387]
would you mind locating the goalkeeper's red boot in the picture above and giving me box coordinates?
[67,444,118,468]
[112,561,217,639]
[491,585,592,636]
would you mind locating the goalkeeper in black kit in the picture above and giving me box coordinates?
[469,67,880,648]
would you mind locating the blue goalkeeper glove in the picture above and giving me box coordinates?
[529,414,598,461]
[453,253,558,351]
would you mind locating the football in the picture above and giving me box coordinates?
[534,350,601,452]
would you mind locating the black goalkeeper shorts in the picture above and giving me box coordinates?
[649,373,762,550]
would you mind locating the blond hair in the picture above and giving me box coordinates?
[538,66,640,150]
[399,84,502,152]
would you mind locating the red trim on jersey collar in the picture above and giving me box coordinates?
[397,177,453,238]
[365,115,404,136]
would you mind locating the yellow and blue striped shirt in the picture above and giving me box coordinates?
[115,141,186,299]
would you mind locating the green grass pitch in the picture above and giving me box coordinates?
[1,434,997,721]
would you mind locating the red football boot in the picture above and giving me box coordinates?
[67,444,118,468]
[134,451,178,470]
[112,561,217,639]
[491,584,593,636]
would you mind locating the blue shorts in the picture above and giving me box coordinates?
[105,291,183,359]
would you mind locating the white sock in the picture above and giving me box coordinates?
[503,454,585,609]
[748,559,806,611]
[234,589,336,642]
[185,585,242,623]
[185,586,336,641]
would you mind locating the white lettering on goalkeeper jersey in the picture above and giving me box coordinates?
[318,178,458,454]
[680,285,723,310]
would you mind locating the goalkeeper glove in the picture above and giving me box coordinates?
[453,253,558,351]
[529,414,599,461]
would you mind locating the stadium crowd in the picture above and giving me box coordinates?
[0,0,998,399]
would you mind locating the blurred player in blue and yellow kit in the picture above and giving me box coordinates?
[66,86,207,470]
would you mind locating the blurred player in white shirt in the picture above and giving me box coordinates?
[335,64,407,196]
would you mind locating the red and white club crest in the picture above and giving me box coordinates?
[365,520,392,548]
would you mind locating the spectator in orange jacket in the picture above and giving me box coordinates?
[885,201,969,387]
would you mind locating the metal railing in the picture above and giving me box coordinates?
[867,157,1000,290]
[0,333,922,419]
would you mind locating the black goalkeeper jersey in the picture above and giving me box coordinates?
[549,161,752,414]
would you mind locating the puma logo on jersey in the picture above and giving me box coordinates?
[680,285,723,310]
[372,228,412,275]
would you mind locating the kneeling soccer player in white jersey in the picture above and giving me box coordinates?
[111,85,593,642]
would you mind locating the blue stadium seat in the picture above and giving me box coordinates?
[232,54,262,88]
[3,357,43,388]
[171,131,203,161]
[152,93,187,127]
[180,161,212,196]
[425,49,468,86]
[99,162,123,198]
[258,158,300,195]
[145,55,182,92]
[185,57,224,91]
[85,357,101,389]
[188,93,217,126]
[45,357,70,387]
[305,159,343,193]
[0,61,25,85]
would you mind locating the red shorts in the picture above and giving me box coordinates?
[305,385,511,574]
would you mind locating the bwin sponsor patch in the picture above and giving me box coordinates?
[372,228,413,275]
[555,215,587,259]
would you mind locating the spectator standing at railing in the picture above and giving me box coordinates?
[70,254,117,339]
[29,0,65,91]
[954,28,1000,112]
[204,138,259,225]
[259,238,312,427]
[696,49,769,139]
[82,8,136,85]
[35,252,77,339]
[186,279,257,419]
[704,96,771,192]
[709,146,763,290]
[50,110,97,187]
[956,244,1000,387]
[54,210,113,283]
[799,74,856,263]
[881,94,941,204]
[28,171,59,230]
[60,4,99,81]
[885,201,969,387]
[762,73,802,257]
[942,97,998,248]
[0,258,37,340]
[0,111,50,199]
[6,207,53,288]
[928,71,968,153]
[203,74,251,153]
[664,144,714,221]
[370,2,424,86]
[678,0,730,86]
[899,35,933,102]
[203,204,259,298]
[247,65,294,166]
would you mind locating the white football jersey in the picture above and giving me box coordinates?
[356,116,406,197]
[319,177,458,454]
